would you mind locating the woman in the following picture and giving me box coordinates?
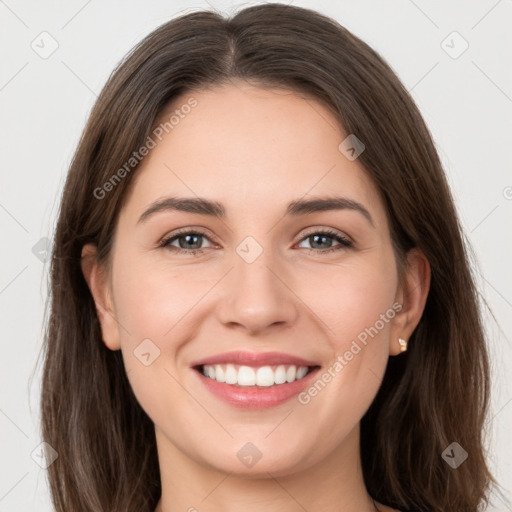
[40,3,500,511]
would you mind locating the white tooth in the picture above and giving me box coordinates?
[296,366,308,379]
[274,365,287,384]
[286,365,297,383]
[256,366,275,387]
[215,364,225,383]
[225,364,238,384]
[203,363,309,386]
[238,366,256,386]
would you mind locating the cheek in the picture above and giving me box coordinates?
[302,258,396,400]
[112,251,207,339]
[293,256,397,413]
[109,254,209,392]
[111,260,206,419]
[303,257,397,347]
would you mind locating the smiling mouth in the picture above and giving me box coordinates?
[194,363,320,387]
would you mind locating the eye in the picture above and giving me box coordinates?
[159,229,214,255]
[159,228,353,255]
[296,229,353,254]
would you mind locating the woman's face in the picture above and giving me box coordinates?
[84,81,422,477]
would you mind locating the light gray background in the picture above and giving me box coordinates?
[1,0,511,510]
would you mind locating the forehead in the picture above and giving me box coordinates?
[120,82,388,229]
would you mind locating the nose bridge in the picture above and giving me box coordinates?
[217,234,298,333]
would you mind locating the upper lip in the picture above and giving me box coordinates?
[191,351,319,368]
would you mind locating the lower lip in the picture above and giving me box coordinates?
[194,367,321,409]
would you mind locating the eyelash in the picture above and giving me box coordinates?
[158,228,353,256]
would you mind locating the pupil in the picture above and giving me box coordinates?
[182,234,201,249]
[312,234,331,249]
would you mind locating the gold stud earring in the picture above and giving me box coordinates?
[398,337,408,353]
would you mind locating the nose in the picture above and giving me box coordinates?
[216,248,299,335]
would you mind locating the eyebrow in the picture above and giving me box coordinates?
[137,195,375,227]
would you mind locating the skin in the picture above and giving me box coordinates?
[82,80,430,512]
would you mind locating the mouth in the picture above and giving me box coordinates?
[191,352,322,409]
[193,363,320,387]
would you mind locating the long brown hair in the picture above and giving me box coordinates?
[38,4,502,511]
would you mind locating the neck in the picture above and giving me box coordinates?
[154,423,379,512]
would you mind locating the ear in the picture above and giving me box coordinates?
[81,243,121,351]
[389,248,431,356]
